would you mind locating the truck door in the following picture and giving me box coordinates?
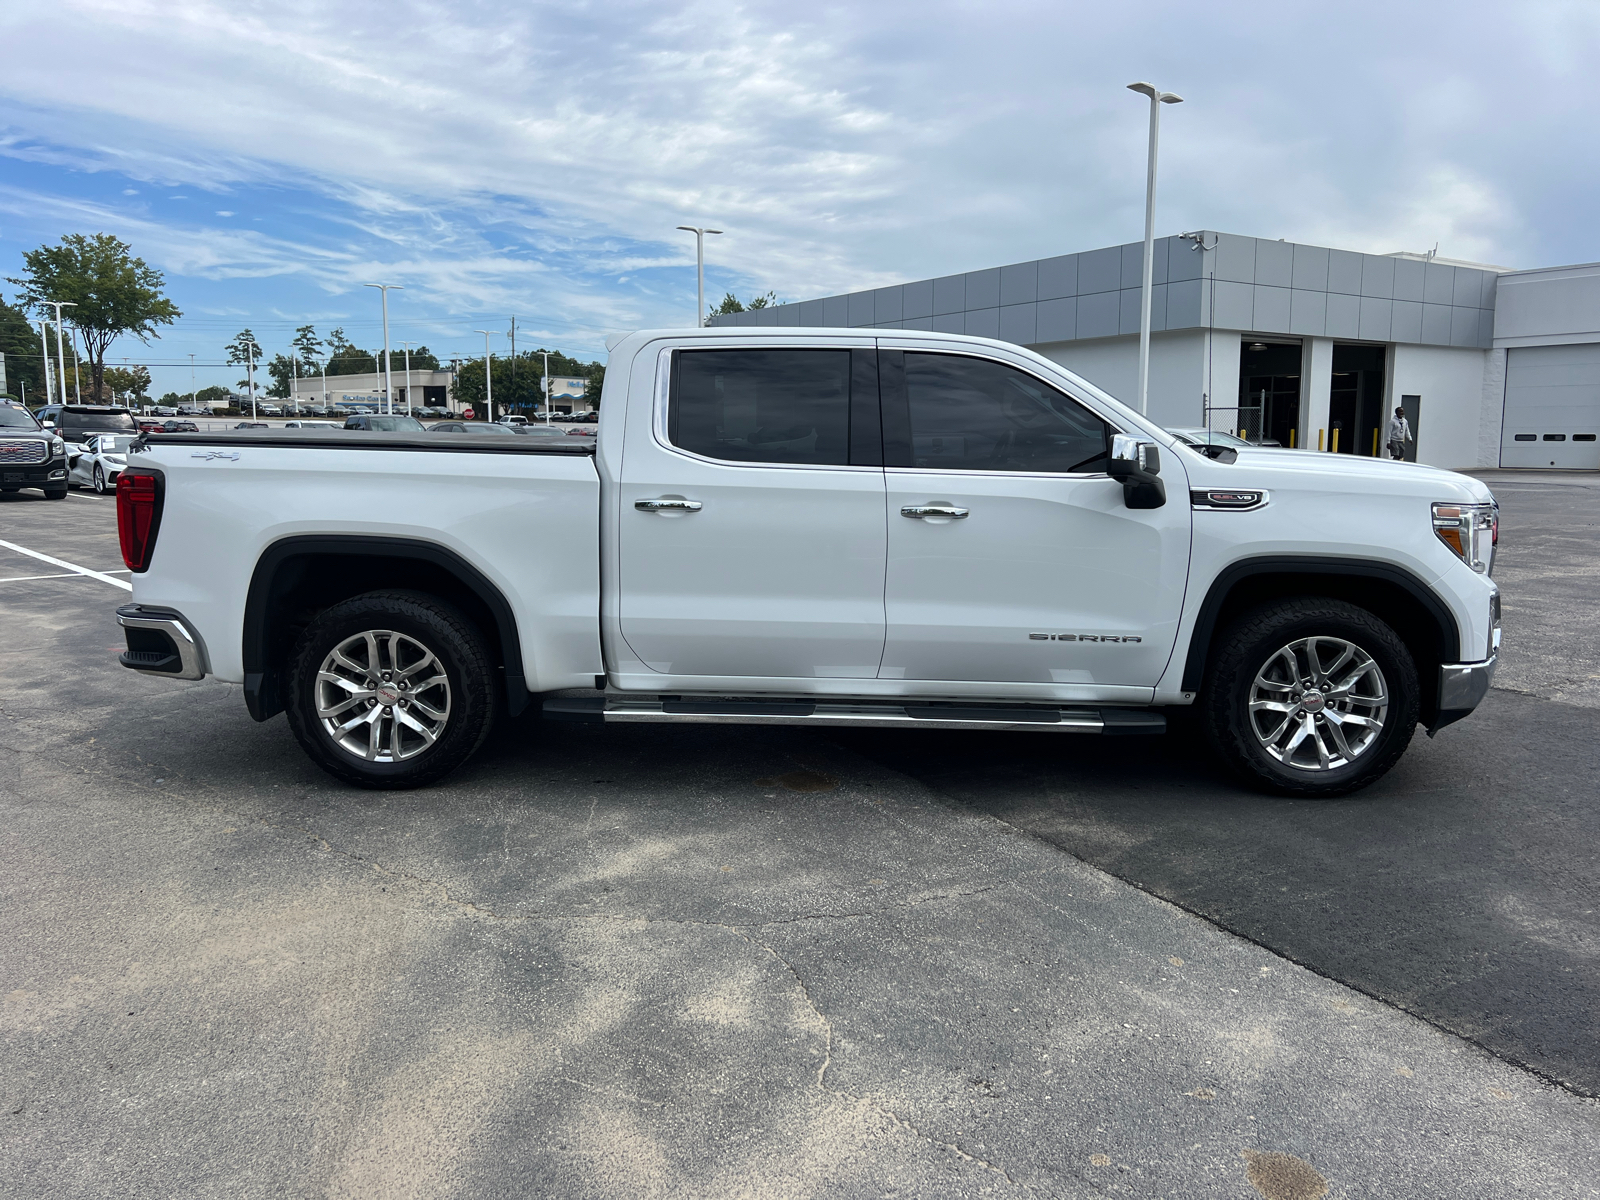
[877,349,1190,691]
[617,344,888,680]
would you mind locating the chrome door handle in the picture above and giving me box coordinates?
[900,505,969,519]
[635,498,703,512]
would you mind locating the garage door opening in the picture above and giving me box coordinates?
[1237,340,1302,447]
[1329,344,1387,455]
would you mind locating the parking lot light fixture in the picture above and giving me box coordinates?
[364,283,403,414]
[676,226,723,328]
[1127,81,1183,417]
[474,330,498,422]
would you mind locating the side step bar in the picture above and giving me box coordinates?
[543,695,1166,735]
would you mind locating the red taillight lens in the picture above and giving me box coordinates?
[116,472,161,571]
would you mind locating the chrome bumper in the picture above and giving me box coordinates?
[116,605,209,681]
[1430,654,1496,735]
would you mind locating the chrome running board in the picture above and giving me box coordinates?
[543,695,1166,735]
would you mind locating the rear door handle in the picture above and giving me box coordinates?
[635,498,703,512]
[900,505,969,519]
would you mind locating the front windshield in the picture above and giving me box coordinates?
[0,405,41,429]
[97,436,135,454]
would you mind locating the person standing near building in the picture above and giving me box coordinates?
[1387,406,1412,460]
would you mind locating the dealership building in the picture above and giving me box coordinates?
[709,232,1600,470]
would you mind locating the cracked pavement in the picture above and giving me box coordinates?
[3,486,1599,1198]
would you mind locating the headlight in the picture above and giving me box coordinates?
[1433,501,1497,574]
[51,437,65,457]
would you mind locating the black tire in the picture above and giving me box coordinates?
[93,464,108,494]
[1202,596,1419,798]
[284,590,500,789]
[43,484,68,500]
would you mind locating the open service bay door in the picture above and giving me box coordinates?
[876,348,1191,695]
[616,342,889,681]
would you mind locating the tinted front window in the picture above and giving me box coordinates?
[0,406,40,429]
[363,416,425,432]
[902,354,1109,473]
[672,349,851,466]
[62,410,138,434]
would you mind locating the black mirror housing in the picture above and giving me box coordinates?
[1107,434,1167,509]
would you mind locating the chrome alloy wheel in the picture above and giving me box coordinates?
[1248,636,1388,771]
[315,630,451,762]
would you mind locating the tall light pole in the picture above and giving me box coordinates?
[38,320,53,404]
[40,301,76,405]
[474,330,497,422]
[1126,82,1182,417]
[541,350,550,421]
[290,350,300,413]
[320,355,328,410]
[676,226,723,327]
[399,340,416,415]
[247,341,257,420]
[189,353,197,408]
[364,282,402,414]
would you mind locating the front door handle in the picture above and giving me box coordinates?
[901,504,969,519]
[635,498,703,513]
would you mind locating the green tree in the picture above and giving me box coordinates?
[324,327,376,376]
[292,324,324,366]
[193,385,232,407]
[0,293,47,400]
[226,329,264,393]
[7,233,180,405]
[709,290,778,322]
[158,391,185,406]
[451,349,604,414]
[103,364,152,402]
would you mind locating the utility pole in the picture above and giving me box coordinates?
[400,341,416,415]
[70,328,83,402]
[248,341,257,420]
[508,315,516,417]
[474,330,498,422]
[541,350,550,420]
[676,226,723,327]
[189,353,197,408]
[40,301,77,405]
[320,356,328,409]
[38,320,53,404]
[291,351,299,413]
[363,282,402,414]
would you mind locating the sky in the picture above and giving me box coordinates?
[1,0,1597,398]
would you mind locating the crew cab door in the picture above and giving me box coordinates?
[877,348,1190,691]
[616,343,887,680]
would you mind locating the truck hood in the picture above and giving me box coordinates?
[1184,445,1496,504]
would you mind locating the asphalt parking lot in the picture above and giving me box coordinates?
[3,475,1599,1198]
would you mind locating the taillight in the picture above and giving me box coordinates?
[117,472,163,572]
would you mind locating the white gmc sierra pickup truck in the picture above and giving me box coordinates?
[112,327,1500,797]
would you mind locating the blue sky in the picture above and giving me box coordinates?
[1,0,1597,398]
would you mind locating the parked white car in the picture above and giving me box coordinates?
[67,433,137,494]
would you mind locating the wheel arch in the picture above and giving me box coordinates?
[243,534,529,722]
[1181,556,1461,726]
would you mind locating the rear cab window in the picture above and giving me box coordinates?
[668,348,879,467]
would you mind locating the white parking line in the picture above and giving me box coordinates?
[0,538,134,591]
[0,569,133,583]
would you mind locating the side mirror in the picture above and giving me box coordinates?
[1107,434,1167,509]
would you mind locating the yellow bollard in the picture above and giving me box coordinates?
[1290,429,1296,448]
[1332,427,1341,454]
[1318,428,1325,451]
[1372,429,1379,456]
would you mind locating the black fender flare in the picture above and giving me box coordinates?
[1179,555,1462,694]
[243,534,529,721]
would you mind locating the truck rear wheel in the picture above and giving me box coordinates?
[284,590,500,789]
[1202,597,1418,797]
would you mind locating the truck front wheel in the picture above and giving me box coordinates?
[284,590,500,789]
[1202,597,1418,797]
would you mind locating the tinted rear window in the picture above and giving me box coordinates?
[62,410,138,433]
[672,349,851,466]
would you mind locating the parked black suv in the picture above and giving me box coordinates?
[34,404,141,446]
[344,413,426,432]
[0,402,68,499]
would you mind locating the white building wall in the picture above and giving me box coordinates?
[1032,330,1207,428]
[1390,345,1491,469]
